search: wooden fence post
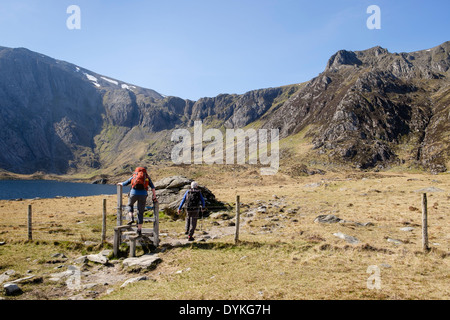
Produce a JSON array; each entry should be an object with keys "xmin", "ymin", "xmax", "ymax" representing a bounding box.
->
[
  {"xmin": 235, "ymin": 195, "xmax": 240, "ymax": 244},
  {"xmin": 27, "ymin": 204, "xmax": 32, "ymax": 241},
  {"xmin": 153, "ymin": 201, "xmax": 160, "ymax": 246},
  {"xmin": 422, "ymin": 193, "xmax": 429, "ymax": 252},
  {"xmin": 117, "ymin": 184, "xmax": 123, "ymax": 226},
  {"xmin": 102, "ymin": 199, "xmax": 107, "ymax": 244}
]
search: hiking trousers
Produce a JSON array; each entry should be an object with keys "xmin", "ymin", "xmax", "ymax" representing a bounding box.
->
[
  {"xmin": 127, "ymin": 194, "xmax": 147, "ymax": 225},
  {"xmin": 185, "ymin": 208, "xmax": 199, "ymax": 237}
]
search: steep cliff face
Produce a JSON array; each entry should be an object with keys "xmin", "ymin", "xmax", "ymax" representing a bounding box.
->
[
  {"xmin": 0, "ymin": 47, "xmax": 167, "ymax": 173},
  {"xmin": 184, "ymin": 87, "xmax": 288, "ymax": 128},
  {"xmin": 0, "ymin": 47, "xmax": 104, "ymax": 173},
  {"xmin": 0, "ymin": 46, "xmax": 295, "ymax": 174},
  {"xmin": 0, "ymin": 42, "xmax": 449, "ymax": 174}
]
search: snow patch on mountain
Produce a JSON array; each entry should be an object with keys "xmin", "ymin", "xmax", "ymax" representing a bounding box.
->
[
  {"xmin": 101, "ymin": 77, "xmax": 119, "ymax": 85},
  {"xmin": 84, "ymin": 73, "xmax": 100, "ymax": 87}
]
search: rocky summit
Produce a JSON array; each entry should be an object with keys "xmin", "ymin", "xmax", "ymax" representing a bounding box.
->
[
  {"xmin": 0, "ymin": 41, "xmax": 449, "ymax": 175},
  {"xmin": 263, "ymin": 42, "xmax": 450, "ymax": 172}
]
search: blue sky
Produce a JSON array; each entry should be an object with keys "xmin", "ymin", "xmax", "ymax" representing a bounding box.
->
[{"xmin": 0, "ymin": 0, "xmax": 449, "ymax": 100}]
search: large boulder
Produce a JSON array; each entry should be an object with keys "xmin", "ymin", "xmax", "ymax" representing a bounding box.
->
[
  {"xmin": 3, "ymin": 283, "xmax": 22, "ymax": 296},
  {"xmin": 151, "ymin": 176, "xmax": 225, "ymax": 214}
]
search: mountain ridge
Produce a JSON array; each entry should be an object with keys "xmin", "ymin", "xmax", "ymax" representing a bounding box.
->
[
  {"xmin": 0, "ymin": 41, "xmax": 449, "ymax": 175},
  {"xmin": 262, "ymin": 41, "xmax": 450, "ymax": 172}
]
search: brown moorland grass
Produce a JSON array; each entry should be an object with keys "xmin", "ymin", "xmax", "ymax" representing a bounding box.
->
[{"xmin": 0, "ymin": 166, "xmax": 448, "ymax": 300}]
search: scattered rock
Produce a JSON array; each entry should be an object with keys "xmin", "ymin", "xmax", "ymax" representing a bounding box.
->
[
  {"xmin": 256, "ymin": 206, "xmax": 267, "ymax": 214},
  {"xmin": 87, "ymin": 254, "xmax": 109, "ymax": 265},
  {"xmin": 361, "ymin": 222, "xmax": 374, "ymax": 227},
  {"xmin": 49, "ymin": 269, "xmax": 75, "ymax": 282},
  {"xmin": 10, "ymin": 275, "xmax": 42, "ymax": 285},
  {"xmin": 400, "ymin": 227, "xmax": 415, "ymax": 232},
  {"xmin": 122, "ymin": 254, "xmax": 161, "ymax": 270},
  {"xmin": 46, "ymin": 252, "xmax": 68, "ymax": 264},
  {"xmin": 74, "ymin": 256, "xmax": 88, "ymax": 264},
  {"xmin": 314, "ymin": 214, "xmax": 342, "ymax": 224},
  {"xmin": 120, "ymin": 276, "xmax": 149, "ymax": 288},
  {"xmin": 333, "ymin": 232, "xmax": 359, "ymax": 244},
  {"xmin": 244, "ymin": 211, "xmax": 255, "ymax": 218},
  {"xmin": 339, "ymin": 220, "xmax": 373, "ymax": 227},
  {"xmin": 105, "ymin": 288, "xmax": 115, "ymax": 295},
  {"xmin": 100, "ymin": 250, "xmax": 113, "ymax": 258},
  {"xmin": 387, "ymin": 238, "xmax": 403, "ymax": 245},
  {"xmin": 0, "ymin": 273, "xmax": 11, "ymax": 285},
  {"xmin": 314, "ymin": 214, "xmax": 372, "ymax": 227},
  {"xmin": 3, "ymin": 283, "xmax": 22, "ymax": 296},
  {"xmin": 82, "ymin": 283, "xmax": 98, "ymax": 290},
  {"xmin": 175, "ymin": 268, "xmax": 191, "ymax": 274}
]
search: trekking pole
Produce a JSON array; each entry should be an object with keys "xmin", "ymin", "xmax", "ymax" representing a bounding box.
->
[{"xmin": 198, "ymin": 207, "xmax": 202, "ymax": 232}]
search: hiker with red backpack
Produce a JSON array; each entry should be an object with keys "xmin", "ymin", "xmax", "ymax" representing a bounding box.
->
[
  {"xmin": 118, "ymin": 167, "xmax": 157, "ymax": 236},
  {"xmin": 177, "ymin": 181, "xmax": 206, "ymax": 241}
]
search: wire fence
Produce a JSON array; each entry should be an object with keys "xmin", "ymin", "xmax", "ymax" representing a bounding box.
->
[
  {"xmin": 1, "ymin": 184, "xmax": 238, "ymax": 245},
  {"xmin": 1, "ymin": 199, "xmax": 235, "ymax": 244}
]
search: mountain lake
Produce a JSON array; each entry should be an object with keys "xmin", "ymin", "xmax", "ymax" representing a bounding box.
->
[{"xmin": 0, "ymin": 180, "xmax": 126, "ymax": 200}]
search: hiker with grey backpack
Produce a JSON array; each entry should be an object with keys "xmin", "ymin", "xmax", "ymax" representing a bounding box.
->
[{"xmin": 177, "ymin": 181, "xmax": 206, "ymax": 241}]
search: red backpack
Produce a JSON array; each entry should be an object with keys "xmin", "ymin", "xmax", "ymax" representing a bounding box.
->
[{"xmin": 131, "ymin": 167, "xmax": 150, "ymax": 190}]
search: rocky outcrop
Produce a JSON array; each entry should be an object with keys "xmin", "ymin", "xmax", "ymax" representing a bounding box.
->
[
  {"xmin": 326, "ymin": 50, "xmax": 363, "ymax": 70},
  {"xmin": 122, "ymin": 254, "xmax": 161, "ymax": 271},
  {"xmin": 152, "ymin": 176, "xmax": 225, "ymax": 212}
]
